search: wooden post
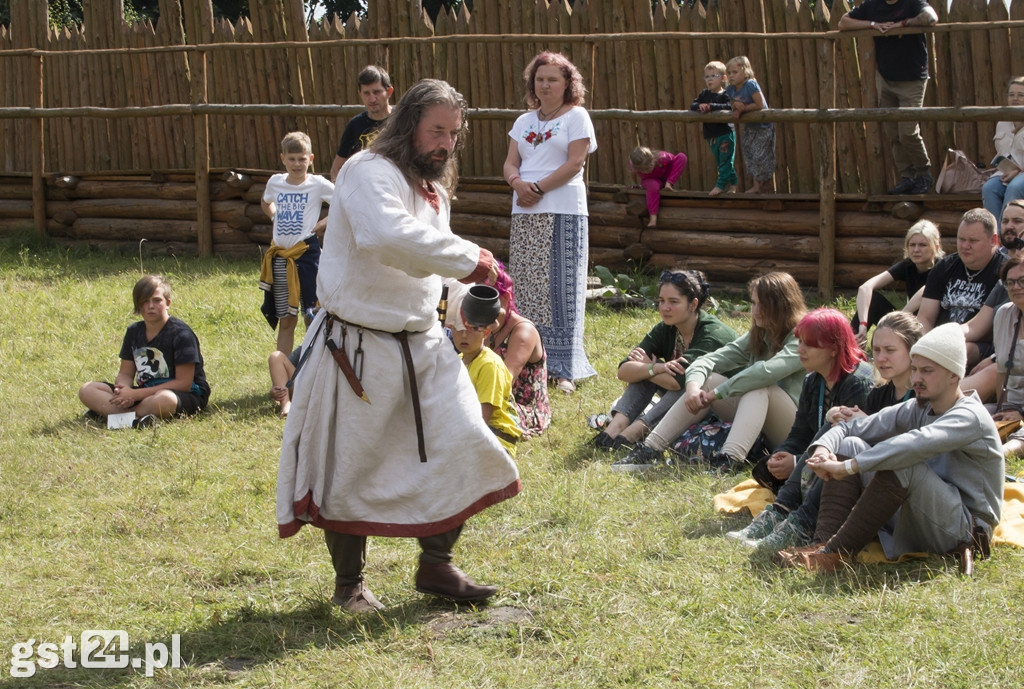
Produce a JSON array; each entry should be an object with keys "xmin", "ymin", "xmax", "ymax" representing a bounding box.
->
[
  {"xmin": 816, "ymin": 34, "xmax": 836, "ymax": 301},
  {"xmin": 191, "ymin": 49, "xmax": 212, "ymax": 257},
  {"xmin": 31, "ymin": 53, "xmax": 46, "ymax": 237}
]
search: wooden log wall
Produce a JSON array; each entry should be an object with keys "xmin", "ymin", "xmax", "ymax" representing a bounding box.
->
[
  {"xmin": 451, "ymin": 180, "xmax": 968, "ymax": 290},
  {"xmin": 1, "ymin": 0, "xmax": 1023, "ymax": 195},
  {"xmin": 0, "ymin": 169, "xmax": 981, "ymax": 296}
]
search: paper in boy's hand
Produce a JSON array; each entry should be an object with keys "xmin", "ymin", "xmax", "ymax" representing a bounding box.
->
[{"xmin": 108, "ymin": 411, "xmax": 136, "ymax": 429}]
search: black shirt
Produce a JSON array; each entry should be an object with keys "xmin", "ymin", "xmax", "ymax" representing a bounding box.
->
[
  {"xmin": 119, "ymin": 316, "xmax": 210, "ymax": 398},
  {"xmin": 849, "ymin": 0, "xmax": 931, "ymax": 81},
  {"xmin": 335, "ymin": 111, "xmax": 388, "ymax": 159},
  {"xmin": 922, "ymin": 252, "xmax": 1006, "ymax": 325}
]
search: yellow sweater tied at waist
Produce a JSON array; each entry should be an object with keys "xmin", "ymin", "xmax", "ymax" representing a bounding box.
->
[{"xmin": 259, "ymin": 241, "xmax": 309, "ymax": 318}]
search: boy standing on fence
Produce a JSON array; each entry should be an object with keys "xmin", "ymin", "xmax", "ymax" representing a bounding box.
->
[
  {"xmin": 690, "ymin": 61, "xmax": 738, "ymax": 196},
  {"xmin": 260, "ymin": 131, "xmax": 334, "ymax": 355}
]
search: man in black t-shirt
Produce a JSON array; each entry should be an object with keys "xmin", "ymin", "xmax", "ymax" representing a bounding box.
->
[
  {"xmin": 919, "ymin": 209, "xmax": 1004, "ymax": 366},
  {"xmin": 329, "ymin": 65, "xmax": 394, "ymax": 182},
  {"xmin": 839, "ymin": 0, "xmax": 939, "ymax": 195}
]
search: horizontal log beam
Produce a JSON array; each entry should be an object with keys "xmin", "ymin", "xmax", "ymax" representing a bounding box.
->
[{"xmin": 643, "ymin": 230, "xmax": 821, "ymax": 260}]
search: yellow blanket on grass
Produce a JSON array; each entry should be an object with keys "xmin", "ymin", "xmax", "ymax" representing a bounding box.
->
[{"xmin": 714, "ymin": 479, "xmax": 1024, "ymax": 564}]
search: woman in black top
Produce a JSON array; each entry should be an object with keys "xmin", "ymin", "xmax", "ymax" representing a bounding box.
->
[{"xmin": 852, "ymin": 220, "xmax": 943, "ymax": 345}]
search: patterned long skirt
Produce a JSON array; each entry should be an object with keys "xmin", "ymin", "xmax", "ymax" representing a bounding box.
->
[
  {"xmin": 741, "ymin": 124, "xmax": 776, "ymax": 182},
  {"xmin": 509, "ymin": 212, "xmax": 597, "ymax": 383}
]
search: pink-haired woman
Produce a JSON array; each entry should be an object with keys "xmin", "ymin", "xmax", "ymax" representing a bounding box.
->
[{"xmin": 726, "ymin": 308, "xmax": 871, "ymax": 554}]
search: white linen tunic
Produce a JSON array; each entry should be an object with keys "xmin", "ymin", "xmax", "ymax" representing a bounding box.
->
[{"xmin": 277, "ymin": 151, "xmax": 521, "ymax": 538}]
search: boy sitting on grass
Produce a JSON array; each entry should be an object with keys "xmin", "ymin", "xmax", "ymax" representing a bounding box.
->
[
  {"xmin": 450, "ymin": 285, "xmax": 522, "ymax": 456},
  {"xmin": 78, "ymin": 274, "xmax": 210, "ymax": 428}
]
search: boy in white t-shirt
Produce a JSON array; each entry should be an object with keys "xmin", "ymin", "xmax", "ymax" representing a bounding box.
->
[{"xmin": 259, "ymin": 131, "xmax": 335, "ymax": 354}]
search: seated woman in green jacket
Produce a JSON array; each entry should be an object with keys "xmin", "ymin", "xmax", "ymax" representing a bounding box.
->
[
  {"xmin": 594, "ymin": 269, "xmax": 738, "ymax": 450},
  {"xmin": 613, "ymin": 271, "xmax": 807, "ymax": 472}
]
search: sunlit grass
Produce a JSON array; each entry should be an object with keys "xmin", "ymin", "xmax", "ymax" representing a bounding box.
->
[{"xmin": 1, "ymin": 237, "xmax": 1021, "ymax": 688}]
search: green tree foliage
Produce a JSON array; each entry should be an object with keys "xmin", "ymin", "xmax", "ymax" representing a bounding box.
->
[{"xmin": 313, "ymin": 0, "xmax": 365, "ymax": 23}]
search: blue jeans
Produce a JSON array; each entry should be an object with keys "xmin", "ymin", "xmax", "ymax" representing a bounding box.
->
[
  {"xmin": 610, "ymin": 380, "xmax": 684, "ymax": 431},
  {"xmin": 982, "ymin": 172, "xmax": 1024, "ymax": 229}
]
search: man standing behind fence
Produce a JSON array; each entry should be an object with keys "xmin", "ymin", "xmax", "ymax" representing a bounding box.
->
[
  {"xmin": 839, "ymin": 0, "xmax": 938, "ymax": 195},
  {"xmin": 329, "ymin": 65, "xmax": 394, "ymax": 182}
]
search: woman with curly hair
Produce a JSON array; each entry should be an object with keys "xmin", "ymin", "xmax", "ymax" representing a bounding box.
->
[{"xmin": 503, "ymin": 51, "xmax": 598, "ymax": 394}]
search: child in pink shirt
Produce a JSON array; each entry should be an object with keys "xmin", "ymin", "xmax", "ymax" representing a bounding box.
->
[{"xmin": 629, "ymin": 146, "xmax": 687, "ymax": 227}]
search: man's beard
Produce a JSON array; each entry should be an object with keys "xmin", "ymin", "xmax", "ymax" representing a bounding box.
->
[{"xmin": 410, "ymin": 148, "xmax": 450, "ymax": 182}]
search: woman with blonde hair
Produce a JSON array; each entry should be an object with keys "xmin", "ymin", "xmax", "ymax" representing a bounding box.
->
[
  {"xmin": 852, "ymin": 219, "xmax": 943, "ymax": 344},
  {"xmin": 613, "ymin": 272, "xmax": 807, "ymax": 472}
]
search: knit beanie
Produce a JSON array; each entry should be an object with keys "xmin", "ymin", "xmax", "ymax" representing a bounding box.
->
[{"xmin": 910, "ymin": 322, "xmax": 966, "ymax": 378}]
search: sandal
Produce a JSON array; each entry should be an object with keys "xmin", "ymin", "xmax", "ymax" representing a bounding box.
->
[
  {"xmin": 556, "ymin": 378, "xmax": 576, "ymax": 394},
  {"xmin": 587, "ymin": 413, "xmax": 611, "ymax": 430}
]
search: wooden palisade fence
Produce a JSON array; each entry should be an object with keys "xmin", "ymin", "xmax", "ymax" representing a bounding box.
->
[{"xmin": 1, "ymin": 0, "xmax": 1023, "ymax": 297}]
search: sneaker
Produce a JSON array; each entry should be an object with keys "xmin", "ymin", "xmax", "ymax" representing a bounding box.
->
[
  {"xmin": 82, "ymin": 410, "xmax": 106, "ymax": 424},
  {"xmin": 908, "ymin": 173, "xmax": 934, "ymax": 195},
  {"xmin": 610, "ymin": 444, "xmax": 664, "ymax": 472},
  {"xmin": 133, "ymin": 414, "xmax": 159, "ymax": 429},
  {"xmin": 610, "ymin": 435, "xmax": 634, "ymax": 450},
  {"xmin": 593, "ymin": 431, "xmax": 615, "ymax": 451},
  {"xmin": 743, "ymin": 516, "xmax": 811, "ymax": 553},
  {"xmin": 707, "ymin": 451, "xmax": 741, "ymax": 473},
  {"xmin": 887, "ymin": 177, "xmax": 915, "ymax": 195},
  {"xmin": 725, "ymin": 505, "xmax": 785, "ymax": 542}
]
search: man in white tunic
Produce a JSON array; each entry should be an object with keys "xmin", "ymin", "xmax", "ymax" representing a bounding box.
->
[{"xmin": 277, "ymin": 80, "xmax": 521, "ymax": 611}]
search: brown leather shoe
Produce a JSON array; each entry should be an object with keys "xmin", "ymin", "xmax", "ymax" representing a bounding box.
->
[
  {"xmin": 415, "ymin": 562, "xmax": 497, "ymax": 602},
  {"xmin": 793, "ymin": 548, "xmax": 848, "ymax": 574},
  {"xmin": 332, "ymin": 582, "xmax": 385, "ymax": 612},
  {"xmin": 773, "ymin": 543, "xmax": 825, "ymax": 568}
]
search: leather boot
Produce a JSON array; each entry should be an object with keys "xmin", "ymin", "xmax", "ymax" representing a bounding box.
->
[
  {"xmin": 772, "ymin": 542, "xmax": 825, "ymax": 568},
  {"xmin": 332, "ymin": 582, "xmax": 385, "ymax": 612},
  {"xmin": 793, "ymin": 547, "xmax": 850, "ymax": 574},
  {"xmin": 415, "ymin": 562, "xmax": 497, "ymax": 602}
]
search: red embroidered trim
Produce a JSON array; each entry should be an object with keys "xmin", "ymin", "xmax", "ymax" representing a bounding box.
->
[{"xmin": 278, "ymin": 479, "xmax": 523, "ymax": 538}]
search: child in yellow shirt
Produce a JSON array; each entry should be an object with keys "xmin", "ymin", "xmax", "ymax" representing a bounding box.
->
[{"xmin": 450, "ymin": 285, "xmax": 523, "ymax": 456}]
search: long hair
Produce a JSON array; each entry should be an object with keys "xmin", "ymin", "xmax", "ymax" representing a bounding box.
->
[
  {"xmin": 793, "ymin": 308, "xmax": 866, "ymax": 383},
  {"xmin": 493, "ymin": 260, "xmax": 519, "ymax": 315},
  {"xmin": 369, "ymin": 79, "xmax": 468, "ymax": 196},
  {"xmin": 523, "ymin": 52, "xmax": 586, "ymax": 109},
  {"xmin": 747, "ymin": 272, "xmax": 806, "ymax": 358},
  {"xmin": 903, "ymin": 219, "xmax": 944, "ymax": 263},
  {"xmin": 726, "ymin": 55, "xmax": 755, "ymax": 81}
]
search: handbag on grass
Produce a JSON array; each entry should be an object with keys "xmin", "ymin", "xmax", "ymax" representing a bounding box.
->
[{"xmin": 669, "ymin": 417, "xmax": 769, "ymax": 469}]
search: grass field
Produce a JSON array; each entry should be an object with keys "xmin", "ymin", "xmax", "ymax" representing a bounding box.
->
[{"xmin": 1, "ymin": 236, "xmax": 1022, "ymax": 688}]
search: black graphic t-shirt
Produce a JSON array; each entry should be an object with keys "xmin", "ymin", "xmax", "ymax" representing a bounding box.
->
[
  {"xmin": 336, "ymin": 112, "xmax": 388, "ymax": 159},
  {"xmin": 923, "ymin": 252, "xmax": 1006, "ymax": 326},
  {"xmin": 118, "ymin": 316, "xmax": 210, "ymax": 398}
]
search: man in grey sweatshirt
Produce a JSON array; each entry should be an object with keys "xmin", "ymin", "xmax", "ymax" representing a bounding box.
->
[{"xmin": 790, "ymin": 323, "xmax": 1003, "ymax": 572}]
